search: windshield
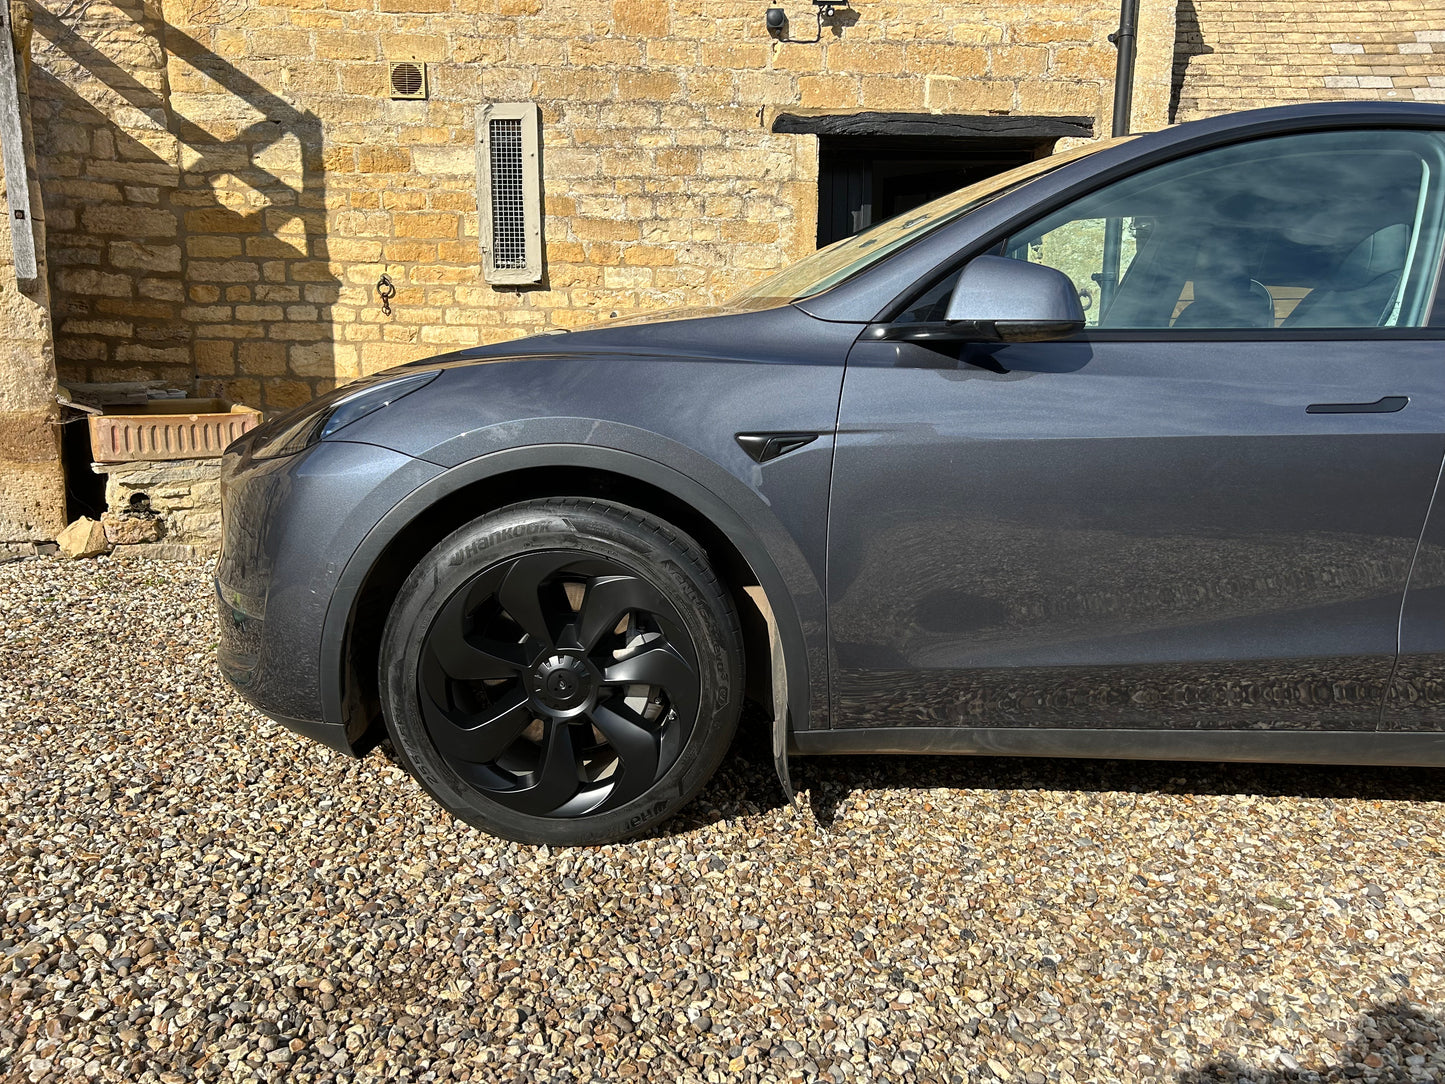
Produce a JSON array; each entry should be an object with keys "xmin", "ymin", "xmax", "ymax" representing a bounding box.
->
[{"xmin": 731, "ymin": 136, "xmax": 1136, "ymax": 304}]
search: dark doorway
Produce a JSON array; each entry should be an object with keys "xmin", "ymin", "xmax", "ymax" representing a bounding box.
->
[
  {"xmin": 817, "ymin": 136, "xmax": 1053, "ymax": 247},
  {"xmin": 60, "ymin": 417, "xmax": 107, "ymax": 523},
  {"xmin": 771, "ymin": 113, "xmax": 1095, "ymax": 248}
]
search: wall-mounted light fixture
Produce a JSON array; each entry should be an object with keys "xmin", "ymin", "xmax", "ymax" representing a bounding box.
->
[{"xmin": 766, "ymin": 0, "xmax": 849, "ymax": 42}]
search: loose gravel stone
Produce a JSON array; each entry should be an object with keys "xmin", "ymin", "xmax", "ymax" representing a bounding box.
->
[{"xmin": 3, "ymin": 553, "xmax": 1445, "ymax": 1082}]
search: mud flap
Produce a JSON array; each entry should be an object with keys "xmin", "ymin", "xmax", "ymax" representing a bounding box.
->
[{"xmin": 747, "ymin": 585, "xmax": 796, "ymax": 805}]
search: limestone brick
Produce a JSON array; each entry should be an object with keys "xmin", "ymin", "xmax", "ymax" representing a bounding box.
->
[
  {"xmin": 314, "ymin": 32, "xmax": 377, "ymax": 61},
  {"xmin": 194, "ymin": 340, "xmax": 236, "ymax": 376},
  {"xmin": 908, "ymin": 45, "xmax": 989, "ymax": 78},
  {"xmin": 949, "ymin": 22, "xmax": 1008, "ymax": 46},
  {"xmin": 827, "ymin": 42, "xmax": 910, "ymax": 76},
  {"xmin": 1015, "ymin": 22, "xmax": 1097, "ymax": 45},
  {"xmin": 992, "ymin": 46, "xmax": 1050, "ymax": 79},
  {"xmin": 927, "ymin": 76, "xmax": 1016, "ymax": 113},
  {"xmin": 1015, "ymin": 80, "xmax": 1103, "ymax": 116},
  {"xmin": 800, "ymin": 73, "xmax": 861, "ymax": 108},
  {"xmin": 859, "ymin": 76, "xmax": 927, "ymax": 110},
  {"xmin": 11, "ymin": 461, "xmax": 77, "ymax": 542},
  {"xmin": 618, "ymin": 71, "xmax": 684, "ymax": 101},
  {"xmin": 1052, "ymin": 45, "xmax": 1118, "ymax": 82},
  {"xmin": 110, "ymin": 242, "xmax": 183, "ymax": 272},
  {"xmin": 81, "ymin": 205, "xmax": 178, "ymax": 238}
]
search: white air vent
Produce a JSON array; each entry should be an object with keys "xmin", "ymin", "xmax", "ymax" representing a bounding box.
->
[
  {"xmin": 389, "ymin": 62, "xmax": 427, "ymax": 100},
  {"xmin": 476, "ymin": 103, "xmax": 543, "ymax": 284}
]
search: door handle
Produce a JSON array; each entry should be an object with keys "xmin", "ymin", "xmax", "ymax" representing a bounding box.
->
[{"xmin": 1306, "ymin": 396, "xmax": 1409, "ymax": 414}]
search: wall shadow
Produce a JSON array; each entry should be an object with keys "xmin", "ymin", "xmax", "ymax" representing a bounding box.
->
[
  {"xmin": 29, "ymin": 0, "xmax": 338, "ymax": 415},
  {"xmin": 1170, "ymin": 0, "xmax": 1215, "ymax": 124},
  {"xmin": 1180, "ymin": 1002, "xmax": 1444, "ymax": 1081}
]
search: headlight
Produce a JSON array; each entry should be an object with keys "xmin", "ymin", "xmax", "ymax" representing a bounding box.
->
[{"xmin": 249, "ymin": 371, "xmax": 439, "ymax": 461}]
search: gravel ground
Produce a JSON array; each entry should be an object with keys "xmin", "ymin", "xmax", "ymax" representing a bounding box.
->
[{"xmin": 4, "ymin": 555, "xmax": 1445, "ymax": 1084}]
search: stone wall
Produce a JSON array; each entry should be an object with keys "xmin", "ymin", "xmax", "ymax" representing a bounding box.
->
[
  {"xmin": 96, "ymin": 456, "xmax": 220, "ymax": 557},
  {"xmin": 27, "ymin": 0, "xmax": 1175, "ymax": 414},
  {"xmin": 0, "ymin": 2, "xmax": 65, "ymax": 546},
  {"xmin": 1173, "ymin": 0, "xmax": 1445, "ymax": 122}
]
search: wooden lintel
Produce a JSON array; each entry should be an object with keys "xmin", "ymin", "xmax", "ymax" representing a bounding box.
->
[{"xmin": 772, "ymin": 111, "xmax": 1095, "ymax": 141}]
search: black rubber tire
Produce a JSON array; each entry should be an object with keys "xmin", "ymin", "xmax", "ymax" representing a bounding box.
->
[{"xmin": 378, "ymin": 498, "xmax": 743, "ymax": 845}]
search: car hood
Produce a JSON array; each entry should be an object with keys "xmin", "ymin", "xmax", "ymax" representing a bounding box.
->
[
  {"xmin": 400, "ymin": 297, "xmax": 859, "ymax": 372},
  {"xmin": 339, "ymin": 295, "xmax": 858, "ymax": 469}
]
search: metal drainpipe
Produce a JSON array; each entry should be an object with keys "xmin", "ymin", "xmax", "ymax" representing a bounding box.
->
[
  {"xmin": 1109, "ymin": 0, "xmax": 1140, "ymax": 138},
  {"xmin": 1098, "ymin": 0, "xmax": 1141, "ymax": 313}
]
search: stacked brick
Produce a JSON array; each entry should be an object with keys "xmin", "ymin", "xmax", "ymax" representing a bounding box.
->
[
  {"xmin": 27, "ymin": 0, "xmax": 1143, "ymax": 412},
  {"xmin": 1173, "ymin": 1, "xmax": 1445, "ymax": 122}
]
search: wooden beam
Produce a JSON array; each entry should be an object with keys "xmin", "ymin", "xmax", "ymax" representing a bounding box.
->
[
  {"xmin": 0, "ymin": 7, "xmax": 37, "ymax": 284},
  {"xmin": 772, "ymin": 111, "xmax": 1095, "ymax": 141}
]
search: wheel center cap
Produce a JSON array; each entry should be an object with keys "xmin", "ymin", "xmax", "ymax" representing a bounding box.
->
[{"xmin": 532, "ymin": 654, "xmax": 592, "ymax": 710}]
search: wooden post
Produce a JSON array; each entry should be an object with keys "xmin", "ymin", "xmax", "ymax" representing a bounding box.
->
[{"xmin": 0, "ymin": 5, "xmax": 37, "ymax": 284}]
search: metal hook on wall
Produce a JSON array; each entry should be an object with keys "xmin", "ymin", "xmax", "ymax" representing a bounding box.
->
[{"xmin": 376, "ymin": 273, "xmax": 397, "ymax": 317}]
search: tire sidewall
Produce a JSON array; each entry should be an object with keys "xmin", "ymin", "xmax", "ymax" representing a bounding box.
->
[{"xmin": 379, "ymin": 500, "xmax": 740, "ymax": 845}]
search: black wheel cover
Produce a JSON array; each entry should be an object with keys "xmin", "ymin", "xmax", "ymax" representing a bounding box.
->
[{"xmin": 416, "ymin": 550, "xmax": 702, "ymax": 819}]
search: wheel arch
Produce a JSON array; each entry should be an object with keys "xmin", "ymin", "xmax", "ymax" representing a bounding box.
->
[{"xmin": 321, "ymin": 443, "xmax": 815, "ymax": 798}]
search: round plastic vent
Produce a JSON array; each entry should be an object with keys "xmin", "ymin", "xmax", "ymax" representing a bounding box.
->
[{"xmin": 389, "ymin": 62, "xmax": 426, "ymax": 99}]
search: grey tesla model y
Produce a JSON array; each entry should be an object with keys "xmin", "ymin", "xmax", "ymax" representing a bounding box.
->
[{"xmin": 218, "ymin": 102, "xmax": 1445, "ymax": 844}]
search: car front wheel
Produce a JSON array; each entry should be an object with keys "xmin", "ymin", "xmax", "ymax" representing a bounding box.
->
[{"xmin": 379, "ymin": 498, "xmax": 743, "ymax": 845}]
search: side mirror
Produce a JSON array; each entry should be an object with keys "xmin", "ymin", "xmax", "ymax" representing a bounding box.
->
[{"xmin": 881, "ymin": 255, "xmax": 1087, "ymax": 344}]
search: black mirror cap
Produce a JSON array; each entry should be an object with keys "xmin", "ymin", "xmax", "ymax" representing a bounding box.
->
[
  {"xmin": 870, "ymin": 318, "xmax": 1084, "ymax": 344},
  {"xmin": 989, "ymin": 318, "xmax": 1087, "ymax": 343}
]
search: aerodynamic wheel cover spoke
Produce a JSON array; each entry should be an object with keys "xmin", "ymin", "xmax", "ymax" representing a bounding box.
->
[
  {"xmin": 603, "ymin": 645, "xmax": 700, "ymax": 718},
  {"xmin": 428, "ymin": 589, "xmax": 527, "ymax": 680},
  {"xmin": 497, "ymin": 553, "xmax": 567, "ymax": 649},
  {"xmin": 587, "ymin": 704, "xmax": 662, "ymax": 812},
  {"xmin": 428, "ymin": 638, "xmax": 525, "ymax": 682},
  {"xmin": 504, "ymin": 721, "xmax": 586, "ymax": 816},
  {"xmin": 574, "ymin": 575, "xmax": 676, "ymax": 651},
  {"xmin": 420, "ymin": 686, "xmax": 533, "ymax": 763}
]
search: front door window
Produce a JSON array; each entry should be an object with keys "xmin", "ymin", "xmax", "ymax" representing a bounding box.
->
[{"xmin": 1002, "ymin": 130, "xmax": 1445, "ymax": 330}]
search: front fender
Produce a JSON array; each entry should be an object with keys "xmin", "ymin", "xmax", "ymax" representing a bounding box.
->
[{"xmin": 319, "ymin": 436, "xmax": 829, "ymax": 797}]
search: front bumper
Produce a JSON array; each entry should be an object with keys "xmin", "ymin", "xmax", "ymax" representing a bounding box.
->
[{"xmin": 215, "ymin": 436, "xmax": 443, "ymax": 751}]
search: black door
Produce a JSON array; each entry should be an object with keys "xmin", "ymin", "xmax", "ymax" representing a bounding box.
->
[{"xmin": 828, "ymin": 127, "xmax": 1445, "ymax": 735}]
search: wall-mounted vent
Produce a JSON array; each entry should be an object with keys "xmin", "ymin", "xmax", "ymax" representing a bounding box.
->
[
  {"xmin": 476, "ymin": 103, "xmax": 543, "ymax": 285},
  {"xmin": 489, "ymin": 118, "xmax": 526, "ymax": 269},
  {"xmin": 389, "ymin": 62, "xmax": 427, "ymax": 100}
]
